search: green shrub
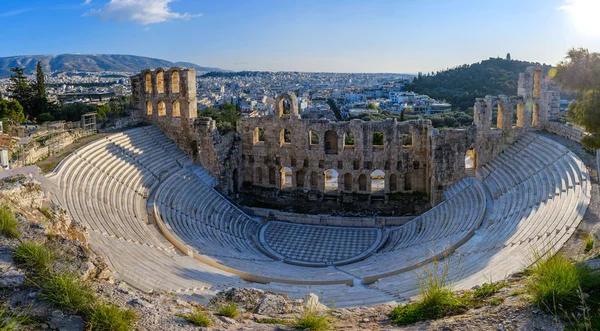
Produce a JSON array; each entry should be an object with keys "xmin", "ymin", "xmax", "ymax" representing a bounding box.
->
[
  {"xmin": 293, "ymin": 306, "xmax": 331, "ymax": 331},
  {"xmin": 178, "ymin": 308, "xmax": 212, "ymax": 327},
  {"xmin": 216, "ymin": 302, "xmax": 238, "ymax": 318},
  {"xmin": 473, "ymin": 282, "xmax": 505, "ymax": 299},
  {"xmin": 390, "ymin": 259, "xmax": 468, "ymax": 325},
  {"xmin": 584, "ymin": 235, "xmax": 595, "ymax": 252},
  {"xmin": 256, "ymin": 317, "xmax": 289, "ymax": 325},
  {"xmin": 13, "ymin": 241, "xmax": 55, "ymax": 273},
  {"xmin": 39, "ymin": 207, "xmax": 53, "ymax": 220},
  {"xmin": 527, "ymin": 254, "xmax": 600, "ymax": 315},
  {"xmin": 87, "ymin": 302, "xmax": 137, "ymax": 331},
  {"xmin": 0, "ymin": 206, "xmax": 19, "ymax": 238},
  {"xmin": 39, "ymin": 272, "xmax": 96, "ymax": 313}
]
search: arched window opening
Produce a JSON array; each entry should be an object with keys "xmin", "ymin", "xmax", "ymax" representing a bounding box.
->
[
  {"xmin": 253, "ymin": 127, "xmax": 265, "ymax": 144},
  {"xmin": 324, "ymin": 130, "xmax": 338, "ymax": 154},
  {"xmin": 296, "ymin": 170, "xmax": 305, "ymax": 188},
  {"xmin": 371, "ymin": 170, "xmax": 385, "ymax": 195},
  {"xmin": 465, "ymin": 149, "xmax": 477, "ymax": 176},
  {"xmin": 402, "ymin": 133, "xmax": 413, "ymax": 148},
  {"xmin": 496, "ymin": 104, "xmax": 504, "ymax": 129},
  {"xmin": 171, "ymin": 70, "xmax": 180, "ymax": 94},
  {"xmin": 145, "ymin": 73, "xmax": 152, "ymax": 93},
  {"xmin": 172, "ymin": 100, "xmax": 180, "ymax": 117},
  {"xmin": 516, "ymin": 103, "xmax": 524, "ymax": 128},
  {"xmin": 257, "ymin": 167, "xmax": 263, "ymax": 184},
  {"xmin": 281, "ymin": 99, "xmax": 291, "ymax": 116},
  {"xmin": 280, "ymin": 128, "xmax": 291, "ymax": 145},
  {"xmin": 532, "ymin": 103, "xmax": 540, "ymax": 127},
  {"xmin": 156, "ymin": 71, "xmax": 164, "ymax": 94},
  {"xmin": 280, "ymin": 167, "xmax": 292, "ymax": 190},
  {"xmin": 344, "ymin": 132, "xmax": 355, "ymax": 150},
  {"xmin": 269, "ymin": 168, "xmax": 276, "ymax": 186},
  {"xmin": 158, "ymin": 101, "xmax": 166, "ymax": 116},
  {"xmin": 309, "ymin": 131, "xmax": 319, "ymax": 147},
  {"xmin": 373, "ymin": 131, "xmax": 384, "ymax": 150},
  {"xmin": 404, "ymin": 174, "xmax": 413, "ymax": 191},
  {"xmin": 310, "ymin": 171, "xmax": 318, "ymax": 190},
  {"xmin": 146, "ymin": 101, "xmax": 153, "ymax": 115},
  {"xmin": 190, "ymin": 140, "xmax": 198, "ymax": 157},
  {"xmin": 390, "ymin": 173, "xmax": 398, "ymax": 192},
  {"xmin": 324, "ymin": 169, "xmax": 338, "ymax": 193},
  {"xmin": 344, "ymin": 173, "xmax": 352, "ymax": 191},
  {"xmin": 533, "ymin": 69, "xmax": 541, "ymax": 99},
  {"xmin": 358, "ymin": 174, "xmax": 367, "ymax": 191}
]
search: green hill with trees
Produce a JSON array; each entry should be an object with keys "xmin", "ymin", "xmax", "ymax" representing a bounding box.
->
[{"xmin": 406, "ymin": 56, "xmax": 552, "ymax": 110}]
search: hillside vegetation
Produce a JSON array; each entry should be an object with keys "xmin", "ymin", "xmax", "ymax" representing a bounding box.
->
[{"xmin": 406, "ymin": 57, "xmax": 552, "ymax": 110}]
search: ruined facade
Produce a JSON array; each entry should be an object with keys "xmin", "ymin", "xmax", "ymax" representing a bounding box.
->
[{"xmin": 130, "ymin": 66, "xmax": 558, "ymax": 212}]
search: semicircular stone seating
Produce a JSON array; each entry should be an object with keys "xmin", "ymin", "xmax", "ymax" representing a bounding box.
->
[{"xmin": 50, "ymin": 126, "xmax": 590, "ymax": 307}]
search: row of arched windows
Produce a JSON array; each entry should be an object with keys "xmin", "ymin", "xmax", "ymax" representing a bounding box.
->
[
  {"xmin": 145, "ymin": 70, "xmax": 180, "ymax": 94},
  {"xmin": 253, "ymin": 128, "xmax": 395, "ymax": 151},
  {"xmin": 146, "ymin": 100, "xmax": 181, "ymax": 117},
  {"xmin": 254, "ymin": 167, "xmax": 411, "ymax": 194}
]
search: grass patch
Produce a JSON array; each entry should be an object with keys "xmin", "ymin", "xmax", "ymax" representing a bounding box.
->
[
  {"xmin": 390, "ymin": 259, "xmax": 468, "ymax": 326},
  {"xmin": 0, "ymin": 305, "xmax": 33, "ymax": 331},
  {"xmin": 39, "ymin": 207, "xmax": 53, "ymax": 220},
  {"xmin": 293, "ymin": 306, "xmax": 331, "ymax": 331},
  {"xmin": 256, "ymin": 317, "xmax": 289, "ymax": 325},
  {"xmin": 584, "ymin": 235, "xmax": 595, "ymax": 252},
  {"xmin": 473, "ymin": 282, "xmax": 506, "ymax": 299},
  {"xmin": 39, "ymin": 272, "xmax": 96, "ymax": 313},
  {"xmin": 177, "ymin": 308, "xmax": 212, "ymax": 327},
  {"xmin": 527, "ymin": 254, "xmax": 600, "ymax": 316},
  {"xmin": 215, "ymin": 302, "xmax": 239, "ymax": 318},
  {"xmin": 0, "ymin": 206, "xmax": 19, "ymax": 238},
  {"xmin": 87, "ymin": 302, "xmax": 137, "ymax": 331},
  {"xmin": 13, "ymin": 241, "xmax": 55, "ymax": 273}
]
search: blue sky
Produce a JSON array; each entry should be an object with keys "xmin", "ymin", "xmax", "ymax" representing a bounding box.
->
[{"xmin": 0, "ymin": 0, "xmax": 599, "ymax": 72}]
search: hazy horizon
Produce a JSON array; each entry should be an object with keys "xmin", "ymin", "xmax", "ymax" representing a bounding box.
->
[{"xmin": 1, "ymin": 0, "xmax": 599, "ymax": 73}]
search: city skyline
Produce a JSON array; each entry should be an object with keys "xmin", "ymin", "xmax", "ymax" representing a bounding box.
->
[{"xmin": 1, "ymin": 0, "xmax": 599, "ymax": 73}]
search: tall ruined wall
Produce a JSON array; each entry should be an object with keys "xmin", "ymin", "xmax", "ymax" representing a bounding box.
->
[
  {"xmin": 130, "ymin": 68, "xmax": 242, "ymax": 194},
  {"xmin": 473, "ymin": 66, "xmax": 558, "ymax": 169}
]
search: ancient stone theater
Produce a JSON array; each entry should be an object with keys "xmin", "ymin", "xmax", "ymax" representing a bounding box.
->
[{"xmin": 49, "ymin": 66, "xmax": 590, "ymax": 306}]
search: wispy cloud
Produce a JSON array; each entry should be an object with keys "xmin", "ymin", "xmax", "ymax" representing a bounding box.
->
[
  {"xmin": 0, "ymin": 8, "xmax": 30, "ymax": 17},
  {"xmin": 83, "ymin": 0, "xmax": 92, "ymax": 5},
  {"xmin": 84, "ymin": 0, "xmax": 201, "ymax": 25}
]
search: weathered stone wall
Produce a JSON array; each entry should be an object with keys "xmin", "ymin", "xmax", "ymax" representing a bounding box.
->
[{"xmin": 545, "ymin": 121, "xmax": 587, "ymax": 143}]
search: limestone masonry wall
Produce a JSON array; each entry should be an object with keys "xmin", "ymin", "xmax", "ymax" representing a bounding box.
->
[{"xmin": 130, "ymin": 65, "xmax": 558, "ymax": 210}]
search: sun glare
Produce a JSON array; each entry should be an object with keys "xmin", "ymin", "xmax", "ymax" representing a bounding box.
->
[{"xmin": 562, "ymin": 0, "xmax": 600, "ymax": 36}]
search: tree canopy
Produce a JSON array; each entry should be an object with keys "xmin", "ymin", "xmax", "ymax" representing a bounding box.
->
[
  {"xmin": 554, "ymin": 48, "xmax": 600, "ymax": 149},
  {"xmin": 7, "ymin": 62, "xmax": 52, "ymax": 119},
  {"xmin": 199, "ymin": 102, "xmax": 241, "ymax": 134}
]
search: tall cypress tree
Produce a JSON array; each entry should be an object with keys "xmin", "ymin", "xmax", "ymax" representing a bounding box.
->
[
  {"xmin": 34, "ymin": 61, "xmax": 46, "ymax": 100},
  {"xmin": 8, "ymin": 67, "xmax": 33, "ymax": 116}
]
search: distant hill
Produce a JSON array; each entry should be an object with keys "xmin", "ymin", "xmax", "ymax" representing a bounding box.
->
[
  {"xmin": 0, "ymin": 54, "xmax": 227, "ymax": 77},
  {"xmin": 405, "ymin": 57, "xmax": 552, "ymax": 110}
]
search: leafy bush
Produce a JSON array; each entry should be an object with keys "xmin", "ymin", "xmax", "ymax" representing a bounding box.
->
[
  {"xmin": 36, "ymin": 112, "xmax": 55, "ymax": 123},
  {"xmin": 473, "ymin": 282, "xmax": 505, "ymax": 299},
  {"xmin": 39, "ymin": 272, "xmax": 96, "ymax": 313},
  {"xmin": 216, "ymin": 302, "xmax": 238, "ymax": 318},
  {"xmin": 390, "ymin": 260, "xmax": 468, "ymax": 325},
  {"xmin": 584, "ymin": 235, "xmax": 595, "ymax": 252},
  {"xmin": 178, "ymin": 308, "xmax": 212, "ymax": 327},
  {"xmin": 13, "ymin": 241, "xmax": 55, "ymax": 273},
  {"xmin": 0, "ymin": 206, "xmax": 19, "ymax": 238},
  {"xmin": 87, "ymin": 302, "xmax": 137, "ymax": 331},
  {"xmin": 293, "ymin": 306, "xmax": 331, "ymax": 331}
]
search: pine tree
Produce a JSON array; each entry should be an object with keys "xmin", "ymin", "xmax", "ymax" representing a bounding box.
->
[{"xmin": 34, "ymin": 61, "xmax": 46, "ymax": 100}]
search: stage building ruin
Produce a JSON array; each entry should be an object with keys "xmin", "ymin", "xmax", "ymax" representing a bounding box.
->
[{"xmin": 130, "ymin": 66, "xmax": 560, "ymax": 214}]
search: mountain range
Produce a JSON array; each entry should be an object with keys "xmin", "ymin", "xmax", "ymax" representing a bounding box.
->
[{"xmin": 0, "ymin": 54, "xmax": 227, "ymax": 77}]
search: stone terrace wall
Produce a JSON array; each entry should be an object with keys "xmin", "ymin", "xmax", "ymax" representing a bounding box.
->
[
  {"xmin": 246, "ymin": 207, "xmax": 414, "ymax": 227},
  {"xmin": 545, "ymin": 121, "xmax": 587, "ymax": 143}
]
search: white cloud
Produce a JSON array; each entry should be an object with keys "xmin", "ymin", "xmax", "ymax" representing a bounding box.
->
[
  {"xmin": 0, "ymin": 8, "xmax": 30, "ymax": 17},
  {"xmin": 83, "ymin": 0, "xmax": 92, "ymax": 5},
  {"xmin": 85, "ymin": 0, "xmax": 201, "ymax": 25}
]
